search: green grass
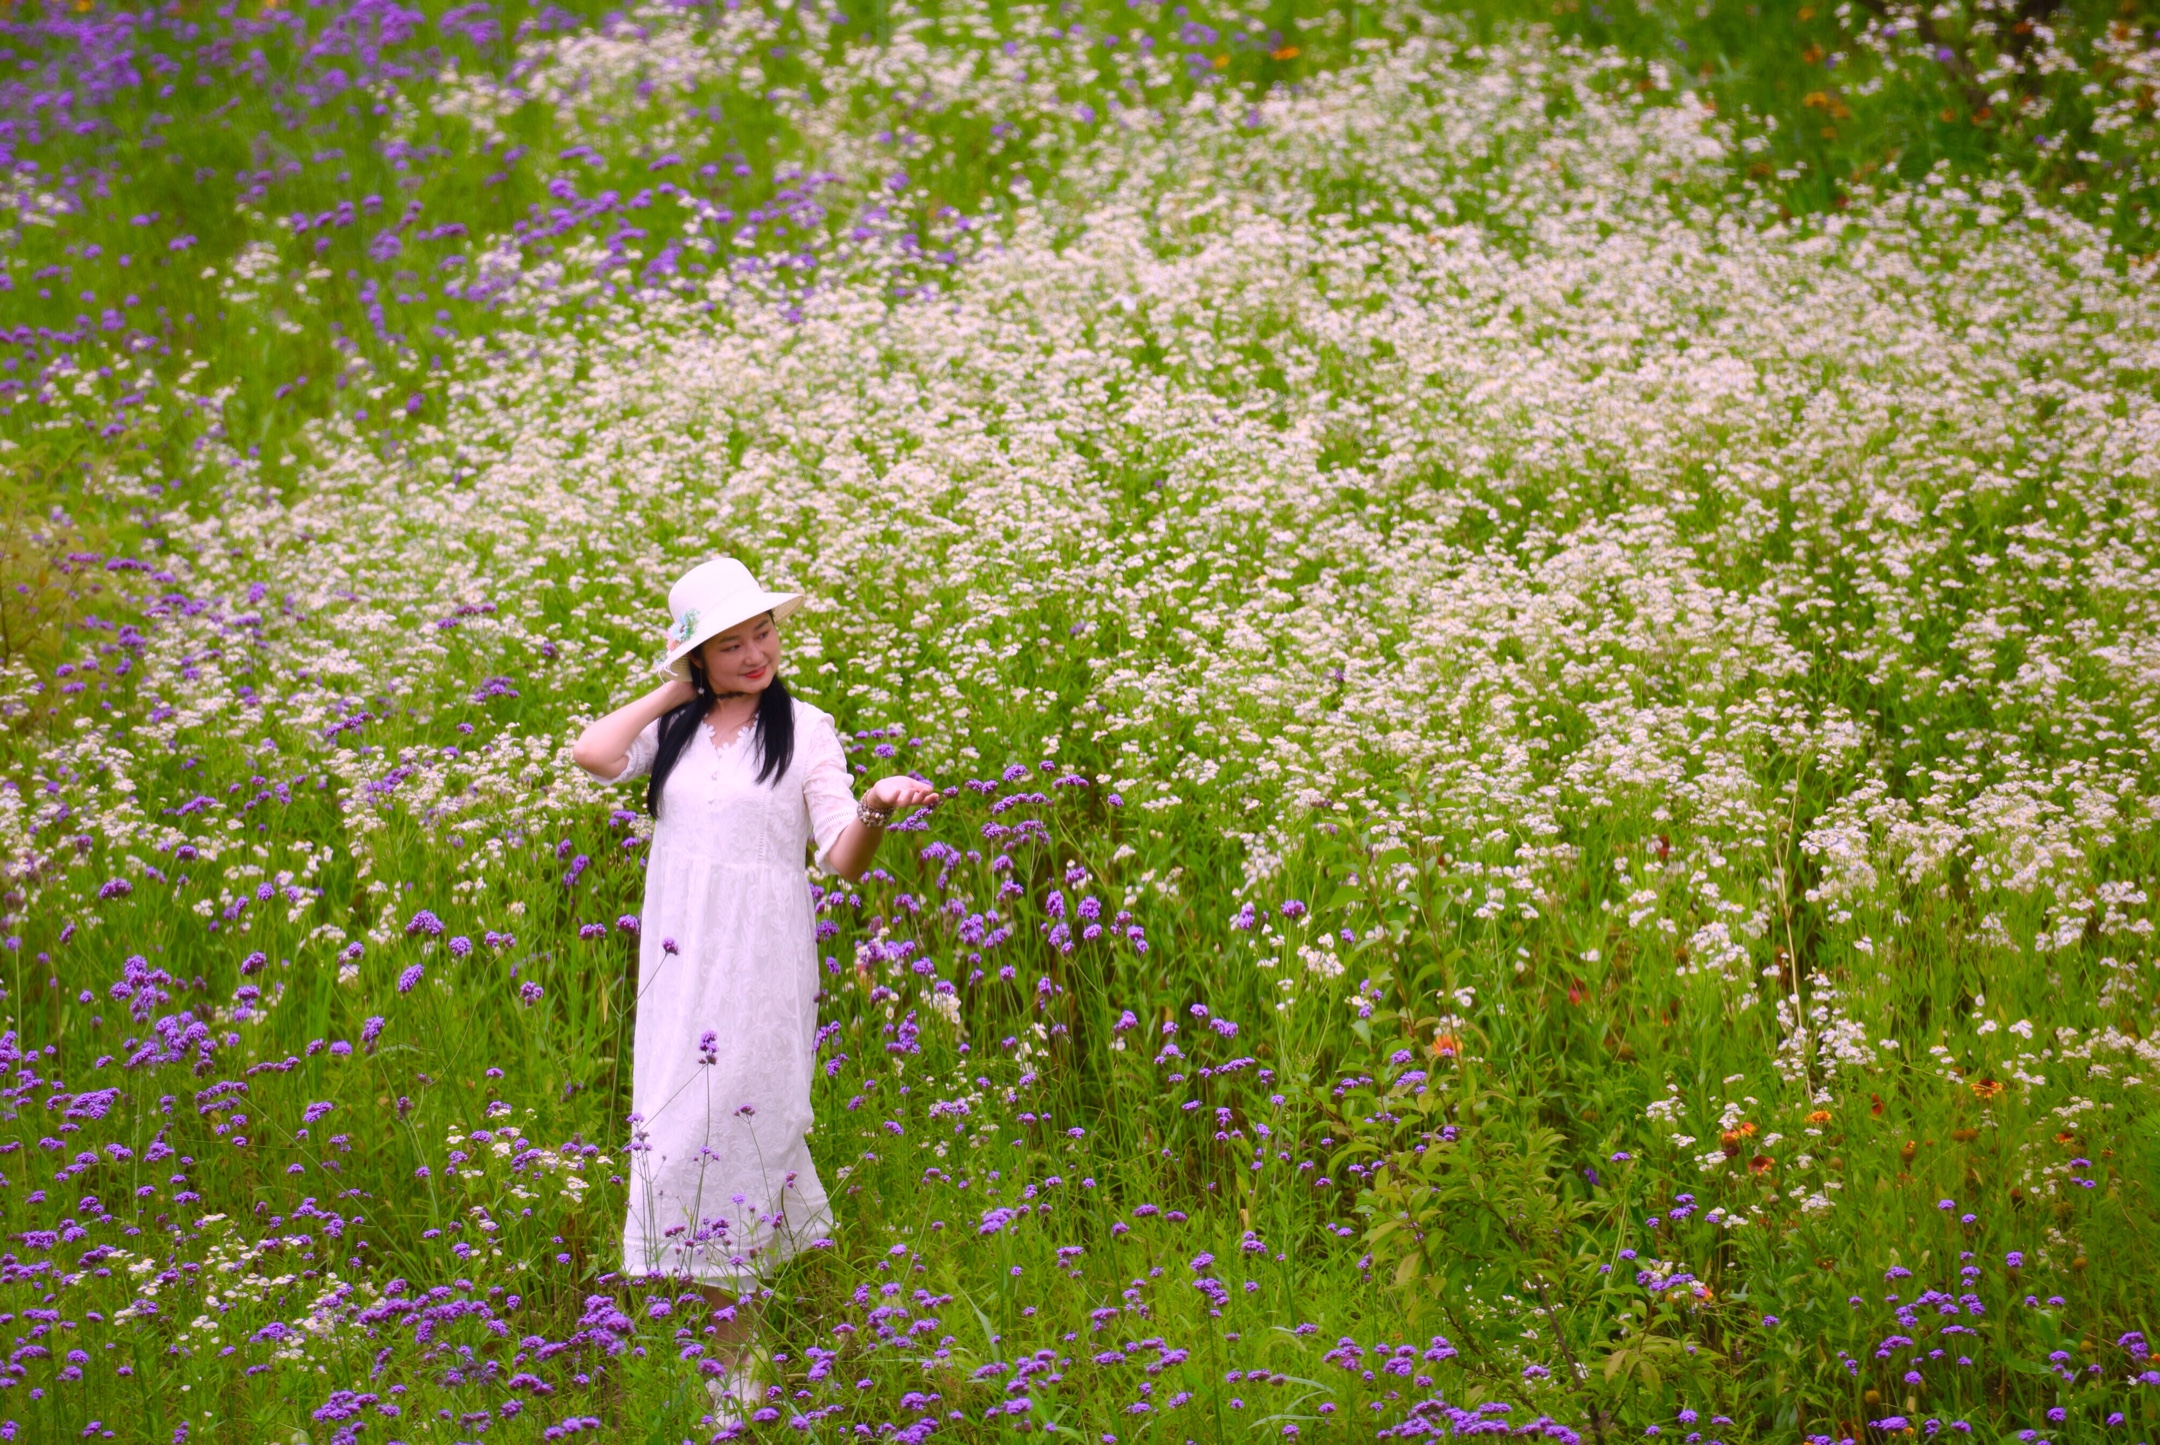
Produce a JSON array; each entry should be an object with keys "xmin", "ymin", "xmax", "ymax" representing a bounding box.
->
[{"xmin": 2, "ymin": 0, "xmax": 2159, "ymax": 1442}]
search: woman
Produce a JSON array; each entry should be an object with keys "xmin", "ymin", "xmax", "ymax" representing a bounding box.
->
[{"xmin": 571, "ymin": 556, "xmax": 939, "ymax": 1424}]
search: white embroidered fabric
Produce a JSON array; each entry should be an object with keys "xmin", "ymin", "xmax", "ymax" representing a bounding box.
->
[{"xmin": 601, "ymin": 697, "xmax": 856, "ymax": 1286}]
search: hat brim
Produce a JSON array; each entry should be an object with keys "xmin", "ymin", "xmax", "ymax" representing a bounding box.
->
[{"xmin": 653, "ymin": 593, "xmax": 806, "ymax": 678}]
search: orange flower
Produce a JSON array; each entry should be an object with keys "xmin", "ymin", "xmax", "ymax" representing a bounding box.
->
[
  {"xmin": 1806, "ymin": 1110, "xmax": 1833, "ymax": 1124},
  {"xmin": 1971, "ymin": 1078, "xmax": 2004, "ymax": 1100},
  {"xmin": 1738, "ymin": 1121, "xmax": 1759, "ymax": 1138},
  {"xmin": 1270, "ymin": 45, "xmax": 1299, "ymax": 60},
  {"xmin": 1748, "ymin": 1154, "xmax": 1774, "ymax": 1175},
  {"xmin": 1431, "ymin": 1034, "xmax": 1460, "ymax": 1059}
]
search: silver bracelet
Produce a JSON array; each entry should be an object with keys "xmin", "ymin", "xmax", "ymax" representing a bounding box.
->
[{"xmin": 856, "ymin": 800, "xmax": 893, "ymax": 829}]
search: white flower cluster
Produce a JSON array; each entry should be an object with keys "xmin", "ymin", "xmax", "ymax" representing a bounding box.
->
[{"xmin": 7, "ymin": 5, "xmax": 2154, "ymax": 1052}]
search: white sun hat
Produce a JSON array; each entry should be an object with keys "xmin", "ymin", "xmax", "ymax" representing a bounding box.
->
[{"xmin": 652, "ymin": 557, "xmax": 806, "ymax": 680}]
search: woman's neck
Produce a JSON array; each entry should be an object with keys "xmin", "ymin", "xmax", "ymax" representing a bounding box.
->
[{"xmin": 707, "ymin": 690, "xmax": 757, "ymax": 718}]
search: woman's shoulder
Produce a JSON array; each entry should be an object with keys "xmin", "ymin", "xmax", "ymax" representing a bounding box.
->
[
  {"xmin": 789, "ymin": 696, "xmax": 846, "ymax": 767},
  {"xmin": 789, "ymin": 695, "xmax": 837, "ymax": 732}
]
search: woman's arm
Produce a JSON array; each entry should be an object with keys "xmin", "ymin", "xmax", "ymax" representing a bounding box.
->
[
  {"xmin": 571, "ymin": 678, "xmax": 692, "ymax": 781},
  {"xmin": 820, "ymin": 775, "xmax": 944, "ymax": 883}
]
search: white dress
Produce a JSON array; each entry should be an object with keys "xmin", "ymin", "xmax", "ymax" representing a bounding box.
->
[{"xmin": 600, "ymin": 696, "xmax": 857, "ymax": 1288}]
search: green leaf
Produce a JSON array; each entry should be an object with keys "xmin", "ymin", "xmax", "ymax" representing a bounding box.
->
[{"xmin": 959, "ymin": 1288, "xmax": 1001, "ymax": 1365}]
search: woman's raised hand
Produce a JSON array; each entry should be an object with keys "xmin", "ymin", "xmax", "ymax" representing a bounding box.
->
[{"xmin": 863, "ymin": 775, "xmax": 941, "ymax": 814}]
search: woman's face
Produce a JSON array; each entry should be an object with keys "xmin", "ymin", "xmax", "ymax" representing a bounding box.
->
[{"xmin": 694, "ymin": 612, "xmax": 781, "ymax": 695}]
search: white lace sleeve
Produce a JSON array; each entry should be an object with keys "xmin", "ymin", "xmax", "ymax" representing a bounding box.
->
[
  {"xmin": 605, "ymin": 717, "xmax": 662, "ymax": 785},
  {"xmin": 801, "ymin": 710, "xmax": 858, "ymax": 872}
]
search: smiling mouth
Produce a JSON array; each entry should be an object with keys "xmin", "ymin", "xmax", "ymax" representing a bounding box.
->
[{"xmin": 741, "ymin": 667, "xmax": 767, "ymax": 680}]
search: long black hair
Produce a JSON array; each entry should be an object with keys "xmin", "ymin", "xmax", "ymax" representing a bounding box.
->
[{"xmin": 643, "ymin": 618, "xmax": 797, "ymax": 818}]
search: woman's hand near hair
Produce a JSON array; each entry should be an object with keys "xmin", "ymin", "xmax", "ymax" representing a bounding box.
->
[
  {"xmin": 571, "ymin": 674, "xmax": 694, "ymax": 781},
  {"xmin": 823, "ymin": 776, "xmax": 943, "ymax": 882}
]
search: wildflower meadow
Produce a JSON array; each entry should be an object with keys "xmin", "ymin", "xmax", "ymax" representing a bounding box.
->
[{"xmin": 3, "ymin": 0, "xmax": 2159, "ymax": 1442}]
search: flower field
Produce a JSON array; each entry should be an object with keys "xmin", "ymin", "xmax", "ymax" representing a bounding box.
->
[{"xmin": 3, "ymin": 0, "xmax": 2160, "ymax": 1442}]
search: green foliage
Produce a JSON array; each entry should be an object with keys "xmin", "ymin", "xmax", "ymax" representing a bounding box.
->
[{"xmin": 3, "ymin": 0, "xmax": 2160, "ymax": 1441}]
